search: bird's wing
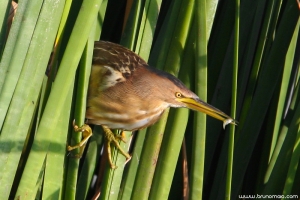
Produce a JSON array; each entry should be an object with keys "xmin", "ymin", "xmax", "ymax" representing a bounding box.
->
[{"xmin": 93, "ymin": 41, "xmax": 148, "ymax": 78}]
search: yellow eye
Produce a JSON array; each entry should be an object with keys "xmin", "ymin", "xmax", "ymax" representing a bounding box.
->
[{"xmin": 175, "ymin": 92, "xmax": 182, "ymax": 98}]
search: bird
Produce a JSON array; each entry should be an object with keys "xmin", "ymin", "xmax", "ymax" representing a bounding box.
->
[{"xmin": 68, "ymin": 41, "xmax": 237, "ymax": 169}]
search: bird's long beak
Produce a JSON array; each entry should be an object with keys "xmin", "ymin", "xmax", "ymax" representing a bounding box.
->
[{"xmin": 176, "ymin": 97, "xmax": 237, "ymax": 128}]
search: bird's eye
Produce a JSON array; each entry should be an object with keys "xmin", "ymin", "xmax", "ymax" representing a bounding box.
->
[{"xmin": 175, "ymin": 92, "xmax": 182, "ymax": 98}]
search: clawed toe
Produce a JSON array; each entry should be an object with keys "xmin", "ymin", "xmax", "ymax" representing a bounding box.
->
[
  {"xmin": 67, "ymin": 121, "xmax": 93, "ymax": 157},
  {"xmin": 102, "ymin": 125, "xmax": 131, "ymax": 168}
]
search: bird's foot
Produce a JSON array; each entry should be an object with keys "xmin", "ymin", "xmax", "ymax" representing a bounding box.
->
[
  {"xmin": 102, "ymin": 125, "xmax": 131, "ymax": 169},
  {"xmin": 67, "ymin": 120, "xmax": 93, "ymax": 157}
]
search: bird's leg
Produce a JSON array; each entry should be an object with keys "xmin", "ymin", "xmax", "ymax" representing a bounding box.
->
[
  {"xmin": 67, "ymin": 122, "xmax": 93, "ymax": 157},
  {"xmin": 101, "ymin": 125, "xmax": 131, "ymax": 169}
]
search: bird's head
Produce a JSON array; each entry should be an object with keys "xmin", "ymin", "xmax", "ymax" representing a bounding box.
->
[{"xmin": 152, "ymin": 68, "xmax": 237, "ymax": 127}]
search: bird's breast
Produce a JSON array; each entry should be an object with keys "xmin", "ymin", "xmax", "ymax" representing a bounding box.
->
[
  {"xmin": 86, "ymin": 62, "xmax": 170, "ymax": 130},
  {"xmin": 86, "ymin": 98, "xmax": 169, "ymax": 131}
]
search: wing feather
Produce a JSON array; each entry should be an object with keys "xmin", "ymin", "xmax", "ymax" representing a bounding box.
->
[{"xmin": 93, "ymin": 41, "xmax": 148, "ymax": 77}]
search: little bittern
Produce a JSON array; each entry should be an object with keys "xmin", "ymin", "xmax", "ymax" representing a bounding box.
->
[{"xmin": 68, "ymin": 41, "xmax": 237, "ymax": 168}]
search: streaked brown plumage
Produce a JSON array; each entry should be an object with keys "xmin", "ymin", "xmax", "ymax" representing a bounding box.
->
[{"xmin": 69, "ymin": 41, "xmax": 237, "ymax": 168}]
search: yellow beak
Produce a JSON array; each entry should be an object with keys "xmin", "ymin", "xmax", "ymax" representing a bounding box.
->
[{"xmin": 176, "ymin": 97, "xmax": 237, "ymax": 127}]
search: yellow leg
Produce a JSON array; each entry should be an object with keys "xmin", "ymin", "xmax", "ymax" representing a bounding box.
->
[
  {"xmin": 102, "ymin": 125, "xmax": 131, "ymax": 169},
  {"xmin": 67, "ymin": 121, "xmax": 92, "ymax": 157}
]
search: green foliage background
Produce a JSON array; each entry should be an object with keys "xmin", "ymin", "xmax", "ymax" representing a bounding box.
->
[{"xmin": 0, "ymin": 0, "xmax": 299, "ymax": 199}]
